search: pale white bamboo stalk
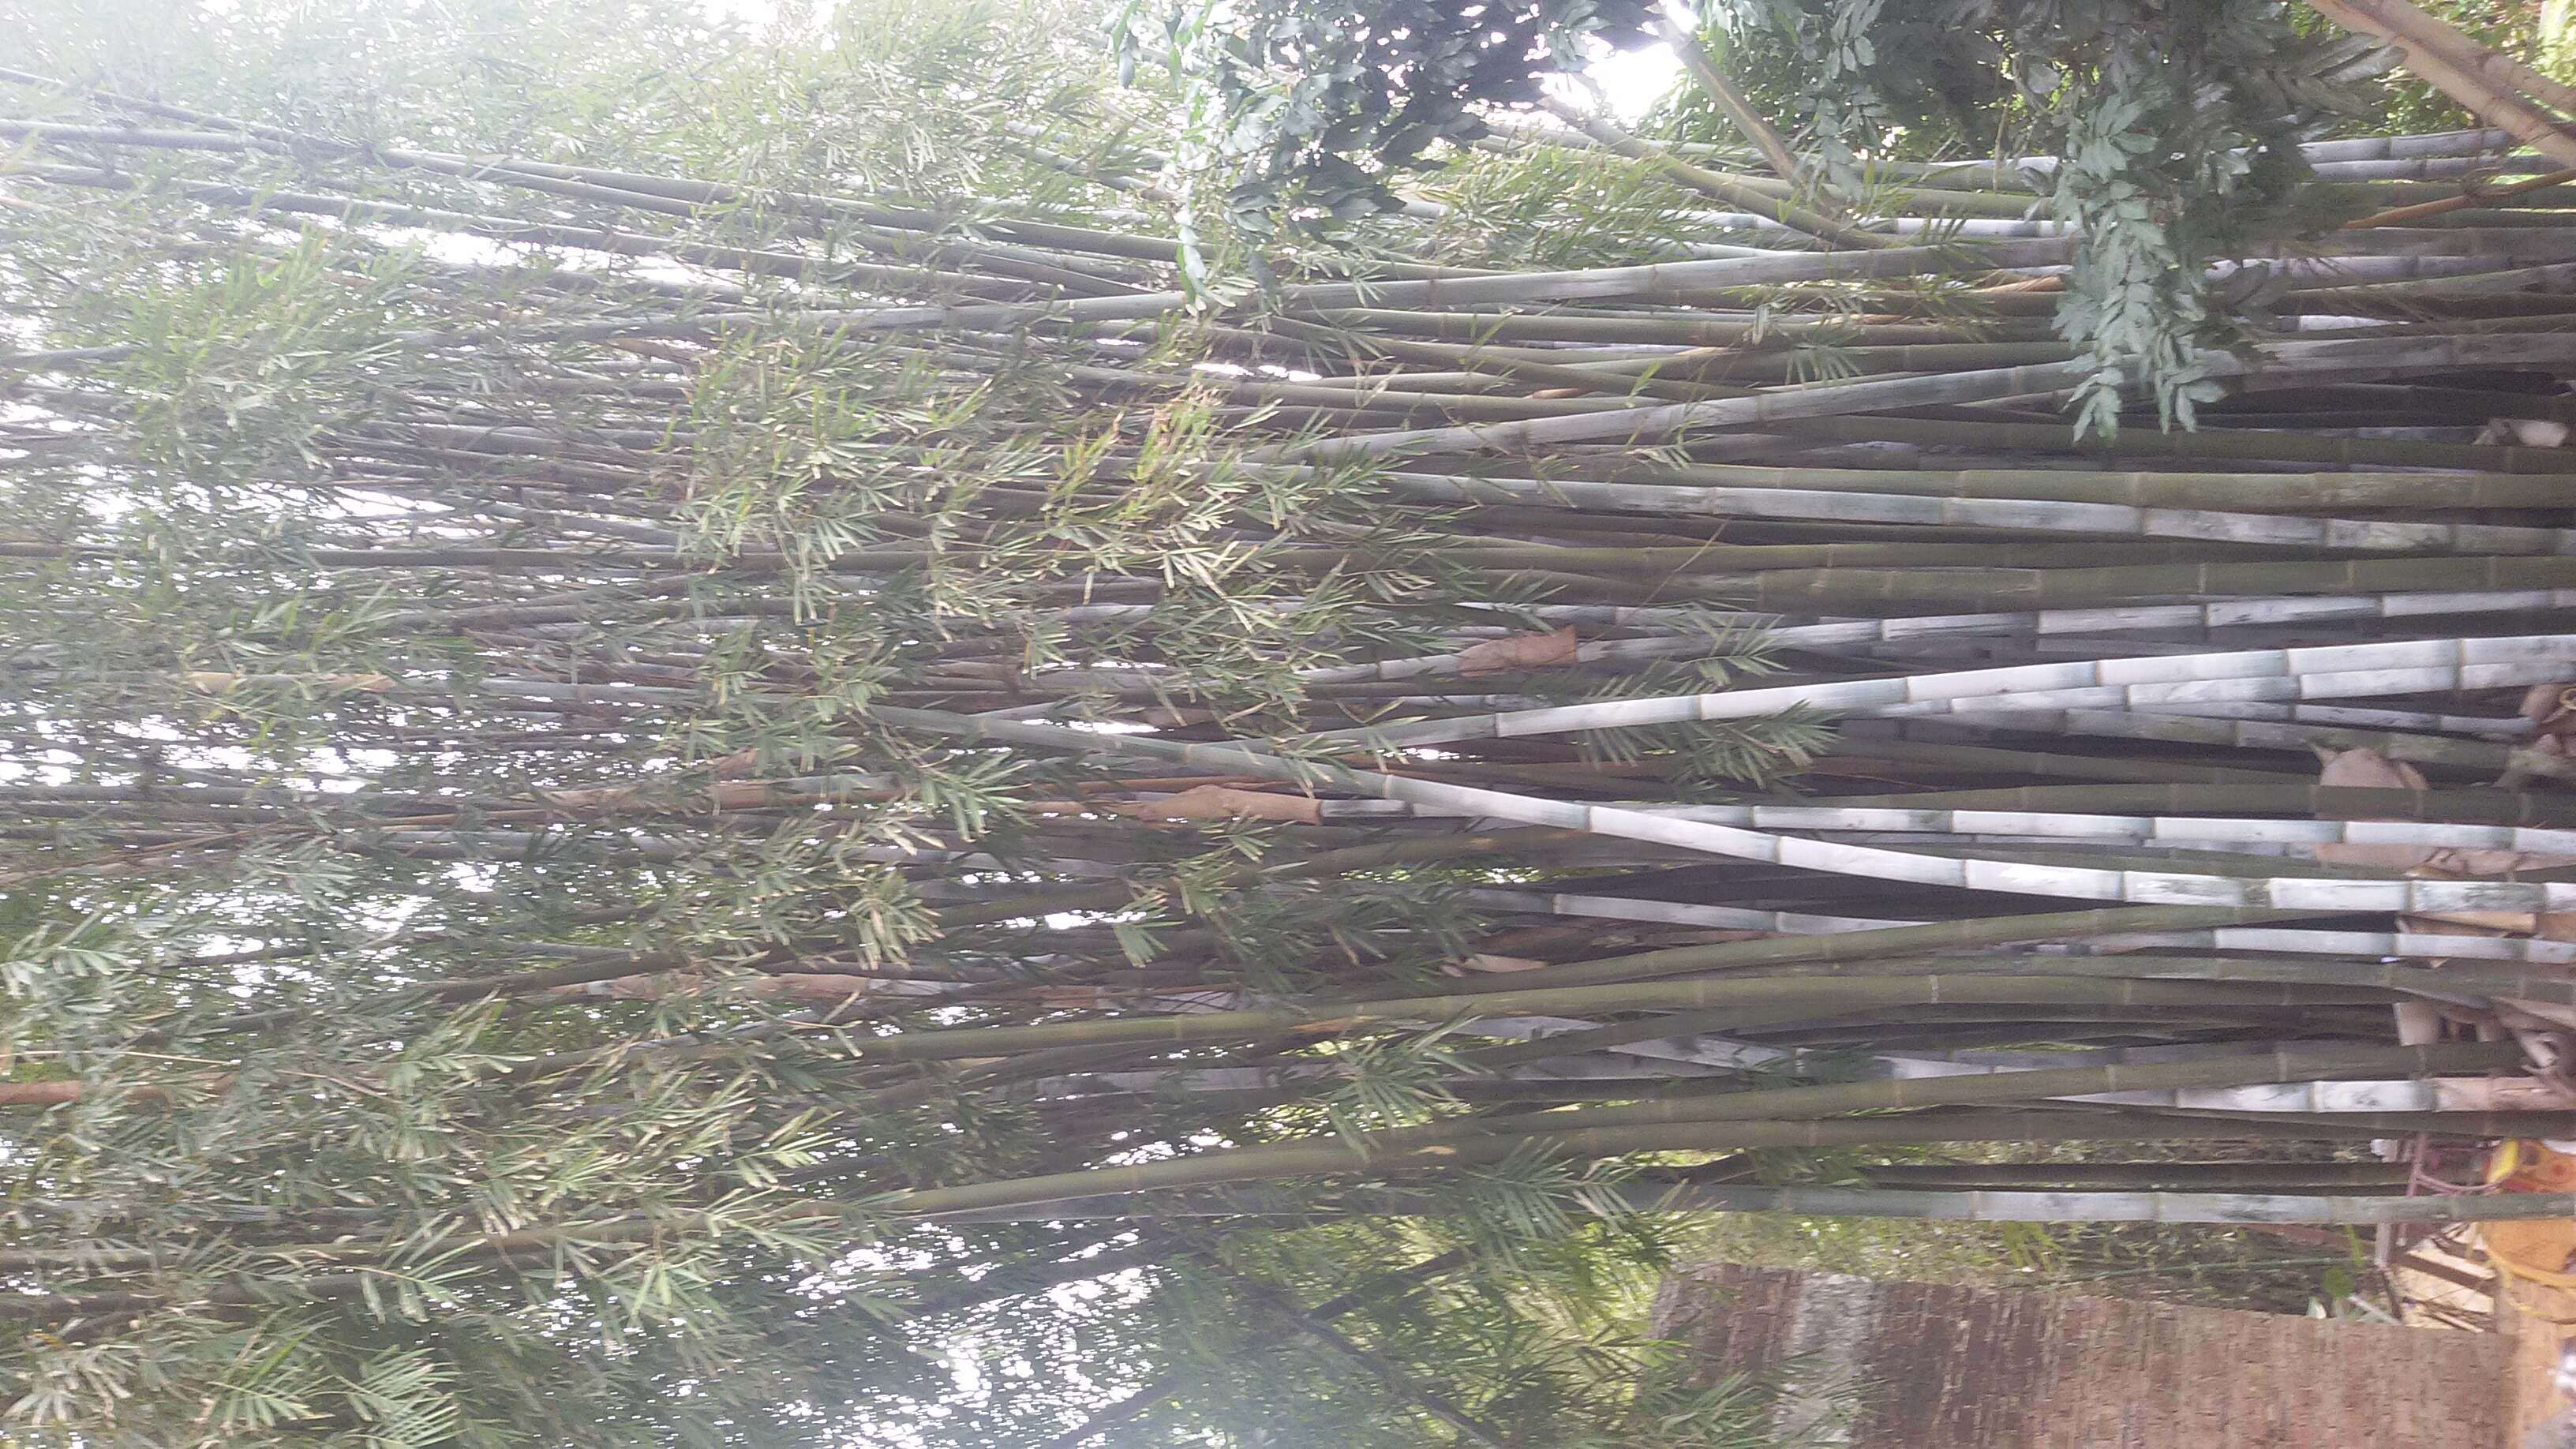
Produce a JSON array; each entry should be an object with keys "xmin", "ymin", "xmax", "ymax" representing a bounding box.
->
[
  {"xmin": 2305, "ymin": 126, "xmax": 2522, "ymax": 159},
  {"xmin": 1525, "ymin": 804, "xmax": 2576, "ymax": 858},
  {"xmin": 1294, "ymin": 591, "xmax": 2576, "ymax": 687},
  {"xmin": 1462, "ymin": 885, "xmax": 2576, "ymax": 966},
  {"xmin": 1290, "ymin": 635, "xmax": 2576, "ymax": 749},
  {"xmin": 2103, "ymin": 926, "xmax": 2576, "ymax": 964},
  {"xmin": 828, "ymin": 236, "xmax": 2080, "ymax": 334},
  {"xmin": 396, "ymin": 653, "xmax": 2576, "ymax": 736},
  {"xmin": 2119, "ymin": 700, "xmax": 2537, "ymax": 738},
  {"xmin": 1924, "ymin": 706, "xmax": 2576, "ymax": 781},
  {"xmin": 2305, "ymin": 155, "xmax": 2547, "ymax": 178},
  {"xmin": 927, "ymin": 710, "xmax": 2576, "ymax": 915},
  {"xmin": 1885, "ymin": 127, "xmax": 2517, "ymax": 180}
]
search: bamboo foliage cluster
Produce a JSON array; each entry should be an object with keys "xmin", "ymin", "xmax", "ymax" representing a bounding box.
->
[{"xmin": 3, "ymin": 0, "xmax": 2576, "ymax": 1443}]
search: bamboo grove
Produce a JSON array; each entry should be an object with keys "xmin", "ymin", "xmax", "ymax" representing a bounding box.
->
[{"xmin": 8, "ymin": 0, "xmax": 2576, "ymax": 1443}]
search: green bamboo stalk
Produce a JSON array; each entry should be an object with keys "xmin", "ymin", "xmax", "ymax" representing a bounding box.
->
[
  {"xmin": 1858, "ymin": 1161, "xmax": 2409, "ymax": 1189},
  {"xmin": 880, "ymin": 1043, "xmax": 2508, "ymax": 1219},
  {"xmin": 1765, "ymin": 411, "xmax": 2576, "ymax": 473},
  {"xmin": 1372, "ymin": 466, "xmax": 2576, "ymax": 555},
  {"xmin": 1515, "ymin": 454, "xmax": 2576, "ymax": 511},
  {"xmin": 616, "ymin": 972, "xmax": 2372, "ymax": 1069},
  {"xmin": 1466, "ymin": 884, "xmax": 2576, "ymax": 968}
]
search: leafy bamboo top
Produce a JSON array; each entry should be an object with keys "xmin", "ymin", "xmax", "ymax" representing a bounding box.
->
[{"xmin": 5, "ymin": 1, "xmax": 2576, "ymax": 1445}]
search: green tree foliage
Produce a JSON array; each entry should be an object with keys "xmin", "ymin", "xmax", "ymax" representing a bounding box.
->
[
  {"xmin": 1120, "ymin": 0, "xmax": 1661, "ymax": 231},
  {"xmin": 1710, "ymin": 1, "xmax": 2373, "ymax": 432},
  {"xmin": 1140, "ymin": 0, "xmax": 2386, "ymax": 432}
]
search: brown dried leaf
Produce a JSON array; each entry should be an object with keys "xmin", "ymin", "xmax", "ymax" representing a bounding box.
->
[
  {"xmin": 710, "ymin": 781, "xmax": 791, "ymax": 810},
  {"xmin": 2409, "ymin": 908, "xmax": 2540, "ymax": 937},
  {"xmin": 2316, "ymin": 747, "xmax": 2428, "ymax": 793},
  {"xmin": 2523, "ymin": 683, "xmax": 2576, "ymax": 739},
  {"xmin": 1453, "ymin": 953, "xmax": 1548, "ymax": 974},
  {"xmin": 540, "ymin": 784, "xmax": 643, "ymax": 811},
  {"xmin": 758, "ymin": 973, "xmax": 878, "ymax": 1003},
  {"xmin": 2420, "ymin": 848, "xmax": 2576, "ymax": 878},
  {"xmin": 1457, "ymin": 626, "xmax": 1578, "ymax": 677},
  {"xmin": 2501, "ymin": 998, "xmax": 2576, "ymax": 1035},
  {"xmin": 183, "ymin": 671, "xmax": 396, "ymax": 695},
  {"xmin": 562, "ymin": 970, "xmax": 874, "ymax": 1004},
  {"xmin": 1118, "ymin": 785, "xmax": 1321, "ymax": 826},
  {"xmin": 2313, "ymin": 747, "xmax": 2437, "ymax": 870},
  {"xmin": 2316, "ymin": 841, "xmax": 2439, "ymax": 873},
  {"xmin": 2432, "ymin": 1073, "xmax": 2576, "ymax": 1111}
]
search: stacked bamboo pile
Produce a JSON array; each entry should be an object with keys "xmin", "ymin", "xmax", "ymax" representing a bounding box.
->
[{"xmin": 10, "ymin": 69, "xmax": 2576, "ymax": 1232}]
